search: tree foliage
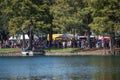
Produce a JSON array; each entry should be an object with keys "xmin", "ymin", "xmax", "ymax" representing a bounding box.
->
[
  {"xmin": 0, "ymin": 0, "xmax": 52, "ymax": 35},
  {"xmin": 0, "ymin": 0, "xmax": 119, "ymax": 40},
  {"xmin": 51, "ymin": 0, "xmax": 83, "ymax": 33},
  {"xmin": 88, "ymin": 0, "xmax": 120, "ymax": 35}
]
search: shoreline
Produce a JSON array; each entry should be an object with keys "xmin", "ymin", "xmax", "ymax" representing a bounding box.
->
[
  {"xmin": 0, "ymin": 49, "xmax": 120, "ymax": 57},
  {"xmin": 0, "ymin": 51, "xmax": 22, "ymax": 57},
  {"xmin": 45, "ymin": 50, "xmax": 119, "ymax": 56}
]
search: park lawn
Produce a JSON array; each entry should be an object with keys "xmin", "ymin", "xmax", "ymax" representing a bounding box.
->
[
  {"xmin": 0, "ymin": 48, "xmax": 21, "ymax": 52},
  {"xmin": 46, "ymin": 48, "xmax": 80, "ymax": 53},
  {"xmin": 0, "ymin": 48, "xmax": 81, "ymax": 53}
]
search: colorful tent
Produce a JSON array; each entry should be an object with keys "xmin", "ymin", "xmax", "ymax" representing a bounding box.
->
[{"xmin": 56, "ymin": 34, "xmax": 73, "ymax": 39}]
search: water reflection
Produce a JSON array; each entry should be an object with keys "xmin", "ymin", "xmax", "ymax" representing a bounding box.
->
[
  {"xmin": 91, "ymin": 56, "xmax": 120, "ymax": 80},
  {"xmin": 0, "ymin": 56, "xmax": 120, "ymax": 80}
]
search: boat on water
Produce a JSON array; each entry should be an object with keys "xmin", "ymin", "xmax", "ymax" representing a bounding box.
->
[{"xmin": 21, "ymin": 49, "xmax": 45, "ymax": 56}]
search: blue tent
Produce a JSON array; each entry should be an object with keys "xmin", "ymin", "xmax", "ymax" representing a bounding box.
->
[{"xmin": 56, "ymin": 34, "xmax": 73, "ymax": 39}]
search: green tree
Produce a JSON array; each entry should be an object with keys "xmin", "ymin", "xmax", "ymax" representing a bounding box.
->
[
  {"xmin": 0, "ymin": 0, "xmax": 10, "ymax": 41},
  {"xmin": 51, "ymin": 0, "xmax": 83, "ymax": 34},
  {"xmin": 51, "ymin": 0, "xmax": 93, "ymax": 48},
  {"xmin": 88, "ymin": 0, "xmax": 120, "ymax": 52},
  {"xmin": 77, "ymin": 0, "xmax": 93, "ymax": 48},
  {"xmin": 0, "ymin": 0, "xmax": 52, "ymax": 49}
]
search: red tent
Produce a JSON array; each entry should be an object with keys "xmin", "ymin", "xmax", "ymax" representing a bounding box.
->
[{"xmin": 101, "ymin": 36, "xmax": 110, "ymax": 41}]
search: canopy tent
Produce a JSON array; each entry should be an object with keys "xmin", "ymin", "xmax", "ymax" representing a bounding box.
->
[
  {"xmin": 9, "ymin": 34, "xmax": 39, "ymax": 40},
  {"xmin": 47, "ymin": 34, "xmax": 62, "ymax": 41},
  {"xmin": 19, "ymin": 34, "xmax": 29, "ymax": 40},
  {"xmin": 101, "ymin": 37, "xmax": 110, "ymax": 41},
  {"xmin": 47, "ymin": 34, "xmax": 74, "ymax": 41},
  {"xmin": 98, "ymin": 36, "xmax": 110, "ymax": 41},
  {"xmin": 9, "ymin": 35, "xmax": 29, "ymax": 40},
  {"xmin": 55, "ymin": 34, "xmax": 73, "ymax": 40},
  {"xmin": 9, "ymin": 36, "xmax": 17, "ymax": 40}
]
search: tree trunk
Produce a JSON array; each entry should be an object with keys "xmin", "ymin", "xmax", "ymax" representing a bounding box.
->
[
  {"xmin": 110, "ymin": 33, "xmax": 115, "ymax": 53},
  {"xmin": 28, "ymin": 19, "xmax": 34, "ymax": 50},
  {"xmin": 22, "ymin": 32, "xmax": 26, "ymax": 49},
  {"xmin": 49, "ymin": 23, "xmax": 53, "ymax": 47},
  {"xmin": 27, "ymin": 26, "xmax": 34, "ymax": 50},
  {"xmin": 87, "ymin": 28, "xmax": 91, "ymax": 48},
  {"xmin": 28, "ymin": 30, "xmax": 33, "ymax": 50}
]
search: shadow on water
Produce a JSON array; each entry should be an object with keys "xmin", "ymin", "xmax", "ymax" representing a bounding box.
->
[{"xmin": 0, "ymin": 56, "xmax": 120, "ymax": 80}]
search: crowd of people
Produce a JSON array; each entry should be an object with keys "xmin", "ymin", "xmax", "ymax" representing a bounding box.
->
[
  {"xmin": 51, "ymin": 38, "xmax": 109, "ymax": 49},
  {"xmin": 0, "ymin": 37, "xmax": 115, "ymax": 50}
]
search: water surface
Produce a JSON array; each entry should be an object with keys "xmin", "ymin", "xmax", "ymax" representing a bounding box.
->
[{"xmin": 0, "ymin": 56, "xmax": 120, "ymax": 80}]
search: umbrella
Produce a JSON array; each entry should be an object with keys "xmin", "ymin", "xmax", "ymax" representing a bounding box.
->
[
  {"xmin": 19, "ymin": 34, "xmax": 29, "ymax": 40},
  {"xmin": 9, "ymin": 36, "xmax": 17, "ymax": 40},
  {"xmin": 101, "ymin": 37, "xmax": 110, "ymax": 41},
  {"xmin": 56, "ymin": 34, "xmax": 73, "ymax": 39}
]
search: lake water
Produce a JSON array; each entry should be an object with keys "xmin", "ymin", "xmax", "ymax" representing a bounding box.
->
[{"xmin": 0, "ymin": 56, "xmax": 120, "ymax": 80}]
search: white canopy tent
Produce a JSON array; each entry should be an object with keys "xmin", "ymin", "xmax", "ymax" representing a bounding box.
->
[
  {"xmin": 19, "ymin": 34, "xmax": 29, "ymax": 40},
  {"xmin": 9, "ymin": 36, "xmax": 17, "ymax": 40},
  {"xmin": 9, "ymin": 34, "xmax": 29, "ymax": 40},
  {"xmin": 9, "ymin": 34, "xmax": 38, "ymax": 40}
]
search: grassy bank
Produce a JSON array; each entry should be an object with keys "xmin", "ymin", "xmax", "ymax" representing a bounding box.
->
[
  {"xmin": 0, "ymin": 48, "xmax": 21, "ymax": 52},
  {"xmin": 0, "ymin": 48, "xmax": 119, "ymax": 56},
  {"xmin": 0, "ymin": 48, "xmax": 80, "ymax": 53},
  {"xmin": 45, "ymin": 48, "xmax": 80, "ymax": 53}
]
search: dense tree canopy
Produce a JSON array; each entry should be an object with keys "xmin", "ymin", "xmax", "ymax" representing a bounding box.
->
[
  {"xmin": 1, "ymin": 0, "xmax": 51, "ymax": 35},
  {"xmin": 87, "ymin": 0, "xmax": 120, "ymax": 49},
  {"xmin": 0, "ymin": 0, "xmax": 120, "ymax": 49},
  {"xmin": 88, "ymin": 0, "xmax": 120, "ymax": 35}
]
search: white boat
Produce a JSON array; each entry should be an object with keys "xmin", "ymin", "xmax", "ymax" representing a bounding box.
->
[{"xmin": 21, "ymin": 49, "xmax": 45, "ymax": 56}]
